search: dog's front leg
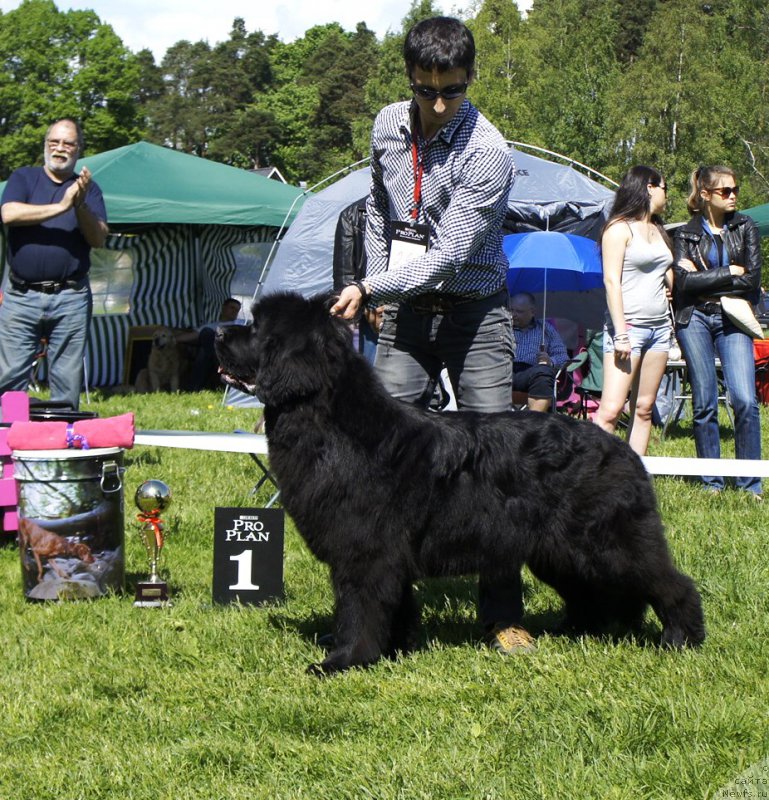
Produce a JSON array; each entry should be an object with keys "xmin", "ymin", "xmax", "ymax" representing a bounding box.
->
[{"xmin": 307, "ymin": 574, "xmax": 397, "ymax": 676}]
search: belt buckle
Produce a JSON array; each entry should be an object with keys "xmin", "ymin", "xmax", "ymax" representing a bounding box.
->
[{"xmin": 412, "ymin": 293, "xmax": 451, "ymax": 314}]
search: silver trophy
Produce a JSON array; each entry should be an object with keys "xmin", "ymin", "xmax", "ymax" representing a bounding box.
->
[{"xmin": 134, "ymin": 480, "xmax": 172, "ymax": 607}]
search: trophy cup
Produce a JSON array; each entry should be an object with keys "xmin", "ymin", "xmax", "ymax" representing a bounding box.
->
[{"xmin": 134, "ymin": 479, "xmax": 172, "ymax": 607}]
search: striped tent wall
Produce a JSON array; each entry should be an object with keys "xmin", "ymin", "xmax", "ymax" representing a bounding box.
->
[{"xmin": 86, "ymin": 224, "xmax": 276, "ymax": 387}]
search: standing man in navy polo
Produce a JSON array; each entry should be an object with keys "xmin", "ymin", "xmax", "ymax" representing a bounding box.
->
[
  {"xmin": 0, "ymin": 118, "xmax": 108, "ymax": 410},
  {"xmin": 331, "ymin": 18, "xmax": 533, "ymax": 655}
]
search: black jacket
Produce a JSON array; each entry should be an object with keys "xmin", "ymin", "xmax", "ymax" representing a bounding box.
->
[
  {"xmin": 672, "ymin": 211, "xmax": 762, "ymax": 325},
  {"xmin": 332, "ymin": 198, "xmax": 368, "ymax": 290}
]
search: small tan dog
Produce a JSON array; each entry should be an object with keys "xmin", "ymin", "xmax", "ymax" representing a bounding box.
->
[{"xmin": 135, "ymin": 327, "xmax": 182, "ymax": 392}]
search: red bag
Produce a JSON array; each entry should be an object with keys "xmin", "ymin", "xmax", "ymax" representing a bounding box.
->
[{"xmin": 754, "ymin": 340, "xmax": 769, "ymax": 405}]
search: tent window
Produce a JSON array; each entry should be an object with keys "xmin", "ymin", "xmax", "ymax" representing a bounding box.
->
[
  {"xmin": 90, "ymin": 248, "xmax": 135, "ymax": 315},
  {"xmin": 230, "ymin": 241, "xmax": 274, "ymax": 309}
]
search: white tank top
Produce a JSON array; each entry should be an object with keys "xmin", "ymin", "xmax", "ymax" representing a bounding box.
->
[{"xmin": 620, "ymin": 224, "xmax": 672, "ymax": 327}]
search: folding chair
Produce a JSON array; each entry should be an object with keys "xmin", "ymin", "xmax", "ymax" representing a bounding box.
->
[{"xmin": 557, "ymin": 329, "xmax": 603, "ymax": 419}]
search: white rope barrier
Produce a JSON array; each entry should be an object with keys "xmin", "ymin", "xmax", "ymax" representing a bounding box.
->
[
  {"xmin": 135, "ymin": 430, "xmax": 768, "ymax": 479},
  {"xmin": 642, "ymin": 456, "xmax": 769, "ymax": 478},
  {"xmin": 135, "ymin": 430, "xmax": 269, "ymax": 455}
]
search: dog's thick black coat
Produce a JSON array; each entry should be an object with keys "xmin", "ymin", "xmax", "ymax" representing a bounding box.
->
[{"xmin": 216, "ymin": 292, "xmax": 705, "ymax": 674}]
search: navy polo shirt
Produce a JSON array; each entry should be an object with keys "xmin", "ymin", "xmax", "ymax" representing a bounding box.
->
[{"xmin": 1, "ymin": 166, "xmax": 107, "ymax": 282}]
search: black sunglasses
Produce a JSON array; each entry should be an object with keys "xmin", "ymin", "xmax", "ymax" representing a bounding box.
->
[
  {"xmin": 410, "ymin": 82, "xmax": 468, "ymax": 101},
  {"xmin": 710, "ymin": 185, "xmax": 740, "ymax": 198}
]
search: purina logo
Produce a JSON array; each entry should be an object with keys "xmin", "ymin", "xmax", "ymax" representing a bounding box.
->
[{"xmin": 400, "ymin": 227, "xmax": 424, "ymax": 241}]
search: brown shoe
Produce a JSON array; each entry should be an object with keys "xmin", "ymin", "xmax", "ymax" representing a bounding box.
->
[{"xmin": 488, "ymin": 625, "xmax": 536, "ymax": 655}]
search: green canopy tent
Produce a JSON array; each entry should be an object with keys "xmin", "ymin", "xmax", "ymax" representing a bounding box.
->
[
  {"xmin": 744, "ymin": 203, "xmax": 769, "ymax": 237},
  {"xmin": 1, "ymin": 142, "xmax": 305, "ymax": 386}
]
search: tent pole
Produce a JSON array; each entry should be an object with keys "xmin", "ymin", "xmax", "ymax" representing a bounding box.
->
[{"xmin": 508, "ymin": 141, "xmax": 619, "ymax": 188}]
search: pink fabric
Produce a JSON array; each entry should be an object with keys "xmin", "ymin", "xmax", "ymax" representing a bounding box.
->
[{"xmin": 8, "ymin": 413, "xmax": 135, "ymax": 451}]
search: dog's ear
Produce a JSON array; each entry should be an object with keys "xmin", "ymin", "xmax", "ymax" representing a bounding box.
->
[{"xmin": 253, "ymin": 294, "xmax": 354, "ymax": 405}]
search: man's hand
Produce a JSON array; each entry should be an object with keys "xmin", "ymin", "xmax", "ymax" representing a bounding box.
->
[{"xmin": 330, "ymin": 285, "xmax": 365, "ymax": 320}]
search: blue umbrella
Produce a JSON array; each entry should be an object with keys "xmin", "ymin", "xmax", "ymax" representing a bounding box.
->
[{"xmin": 504, "ymin": 231, "xmax": 605, "ymax": 327}]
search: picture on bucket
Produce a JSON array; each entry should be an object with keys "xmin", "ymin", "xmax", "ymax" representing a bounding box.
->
[{"xmin": 14, "ymin": 448, "xmax": 125, "ymax": 601}]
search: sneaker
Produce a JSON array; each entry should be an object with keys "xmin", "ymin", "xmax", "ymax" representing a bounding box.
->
[{"xmin": 487, "ymin": 625, "xmax": 536, "ymax": 655}]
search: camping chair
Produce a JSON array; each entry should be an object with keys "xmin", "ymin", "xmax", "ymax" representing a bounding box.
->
[
  {"xmin": 755, "ymin": 340, "xmax": 769, "ymax": 406},
  {"xmin": 557, "ymin": 329, "xmax": 604, "ymax": 418}
]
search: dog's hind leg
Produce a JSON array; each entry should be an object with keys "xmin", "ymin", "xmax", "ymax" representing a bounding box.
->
[
  {"xmin": 648, "ymin": 570, "xmax": 706, "ymax": 648},
  {"xmin": 387, "ymin": 582, "xmax": 419, "ymax": 658}
]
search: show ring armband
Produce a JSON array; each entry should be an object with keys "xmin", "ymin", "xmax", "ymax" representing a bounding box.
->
[{"xmin": 388, "ymin": 221, "xmax": 429, "ymax": 269}]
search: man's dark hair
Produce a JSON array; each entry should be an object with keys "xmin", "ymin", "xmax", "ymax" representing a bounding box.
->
[{"xmin": 403, "ymin": 17, "xmax": 475, "ymax": 78}]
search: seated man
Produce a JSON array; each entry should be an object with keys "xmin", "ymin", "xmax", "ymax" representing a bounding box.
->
[
  {"xmin": 510, "ymin": 291, "xmax": 569, "ymax": 412},
  {"xmin": 176, "ymin": 298, "xmax": 243, "ymax": 390}
]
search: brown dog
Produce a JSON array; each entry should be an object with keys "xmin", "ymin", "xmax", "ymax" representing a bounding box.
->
[
  {"xmin": 18, "ymin": 518, "xmax": 94, "ymax": 581},
  {"xmin": 135, "ymin": 327, "xmax": 181, "ymax": 392}
]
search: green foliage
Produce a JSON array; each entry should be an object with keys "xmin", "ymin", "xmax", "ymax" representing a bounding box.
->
[
  {"xmin": 467, "ymin": 0, "xmax": 529, "ymax": 140},
  {"xmin": 0, "ymin": 0, "xmax": 142, "ymax": 178},
  {"xmin": 1, "ymin": 391, "xmax": 768, "ymax": 798},
  {"xmin": 4, "ymin": 0, "xmax": 769, "ymax": 210}
]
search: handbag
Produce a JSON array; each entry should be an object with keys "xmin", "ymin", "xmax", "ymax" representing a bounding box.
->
[{"xmin": 720, "ymin": 295, "xmax": 765, "ymax": 339}]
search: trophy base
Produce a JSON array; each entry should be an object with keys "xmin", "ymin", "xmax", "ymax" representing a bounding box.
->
[{"xmin": 134, "ymin": 580, "xmax": 170, "ymax": 607}]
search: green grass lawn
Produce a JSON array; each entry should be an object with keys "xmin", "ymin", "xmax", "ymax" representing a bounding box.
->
[{"xmin": 1, "ymin": 390, "xmax": 767, "ymax": 800}]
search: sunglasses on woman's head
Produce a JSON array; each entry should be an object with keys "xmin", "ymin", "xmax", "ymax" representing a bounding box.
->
[
  {"xmin": 710, "ymin": 185, "xmax": 739, "ymax": 198},
  {"xmin": 410, "ymin": 82, "xmax": 468, "ymax": 101}
]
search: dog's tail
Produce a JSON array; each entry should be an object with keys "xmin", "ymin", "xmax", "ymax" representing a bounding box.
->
[{"xmin": 651, "ymin": 571, "xmax": 706, "ymax": 648}]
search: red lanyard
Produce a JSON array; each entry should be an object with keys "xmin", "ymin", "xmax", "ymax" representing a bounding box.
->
[{"xmin": 411, "ymin": 137, "xmax": 424, "ymax": 221}]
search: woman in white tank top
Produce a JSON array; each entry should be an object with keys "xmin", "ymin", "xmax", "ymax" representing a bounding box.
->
[{"xmin": 594, "ymin": 165, "xmax": 674, "ymax": 455}]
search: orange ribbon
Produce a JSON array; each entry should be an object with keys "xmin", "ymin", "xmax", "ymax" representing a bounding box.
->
[{"xmin": 137, "ymin": 511, "xmax": 164, "ymax": 549}]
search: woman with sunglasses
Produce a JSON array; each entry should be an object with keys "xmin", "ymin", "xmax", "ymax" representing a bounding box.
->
[
  {"xmin": 594, "ymin": 165, "xmax": 673, "ymax": 456},
  {"xmin": 673, "ymin": 165, "xmax": 762, "ymax": 498}
]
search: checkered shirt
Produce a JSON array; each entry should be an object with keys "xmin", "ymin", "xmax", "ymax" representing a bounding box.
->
[
  {"xmin": 364, "ymin": 99, "xmax": 514, "ymax": 305},
  {"xmin": 513, "ymin": 319, "xmax": 569, "ymax": 369}
]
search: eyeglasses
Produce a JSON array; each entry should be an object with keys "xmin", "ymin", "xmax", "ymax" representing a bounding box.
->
[
  {"xmin": 410, "ymin": 82, "xmax": 468, "ymax": 101},
  {"xmin": 46, "ymin": 138, "xmax": 79, "ymax": 151},
  {"xmin": 650, "ymin": 183, "xmax": 668, "ymax": 194},
  {"xmin": 709, "ymin": 185, "xmax": 740, "ymax": 198}
]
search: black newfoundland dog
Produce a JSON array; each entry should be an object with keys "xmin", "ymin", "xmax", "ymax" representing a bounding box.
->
[{"xmin": 216, "ymin": 292, "xmax": 705, "ymax": 674}]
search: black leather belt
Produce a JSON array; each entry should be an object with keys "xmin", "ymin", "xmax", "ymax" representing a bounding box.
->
[
  {"xmin": 408, "ymin": 293, "xmax": 476, "ymax": 314},
  {"xmin": 696, "ymin": 302, "xmax": 722, "ymax": 315},
  {"xmin": 10, "ymin": 274, "xmax": 82, "ymax": 294}
]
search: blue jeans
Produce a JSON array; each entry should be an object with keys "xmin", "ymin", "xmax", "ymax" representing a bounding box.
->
[
  {"xmin": 676, "ymin": 309, "xmax": 762, "ymax": 493},
  {"xmin": 374, "ymin": 291, "xmax": 514, "ymax": 413},
  {"xmin": 358, "ymin": 316, "xmax": 379, "ymax": 365},
  {"xmin": 375, "ymin": 291, "xmax": 522, "ymax": 629},
  {"xmin": 0, "ymin": 281, "xmax": 92, "ymax": 411}
]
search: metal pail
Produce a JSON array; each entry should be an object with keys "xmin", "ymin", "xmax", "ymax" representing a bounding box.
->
[{"xmin": 13, "ymin": 447, "xmax": 124, "ymax": 600}]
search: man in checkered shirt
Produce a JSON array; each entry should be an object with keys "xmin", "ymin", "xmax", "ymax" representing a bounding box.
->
[
  {"xmin": 510, "ymin": 292, "xmax": 570, "ymax": 412},
  {"xmin": 332, "ymin": 17, "xmax": 533, "ymax": 656}
]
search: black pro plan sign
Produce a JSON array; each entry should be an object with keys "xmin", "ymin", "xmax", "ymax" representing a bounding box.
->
[{"xmin": 212, "ymin": 507, "xmax": 284, "ymax": 605}]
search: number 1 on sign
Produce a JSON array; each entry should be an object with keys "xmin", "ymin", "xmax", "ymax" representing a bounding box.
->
[{"xmin": 229, "ymin": 549, "xmax": 260, "ymax": 590}]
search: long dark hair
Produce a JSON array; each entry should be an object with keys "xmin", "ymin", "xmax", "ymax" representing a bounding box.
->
[{"xmin": 603, "ymin": 165, "xmax": 672, "ymax": 250}]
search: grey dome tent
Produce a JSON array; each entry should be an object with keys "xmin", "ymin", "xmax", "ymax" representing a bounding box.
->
[{"xmin": 260, "ymin": 144, "xmax": 615, "ymax": 300}]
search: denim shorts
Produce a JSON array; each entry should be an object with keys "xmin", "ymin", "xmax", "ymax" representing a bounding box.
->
[{"xmin": 603, "ymin": 323, "xmax": 672, "ymax": 356}]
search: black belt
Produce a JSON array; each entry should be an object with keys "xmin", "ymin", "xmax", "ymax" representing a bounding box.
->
[
  {"xmin": 10, "ymin": 274, "xmax": 83, "ymax": 294},
  {"xmin": 407, "ymin": 292, "xmax": 488, "ymax": 315},
  {"xmin": 696, "ymin": 301, "xmax": 722, "ymax": 316}
]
